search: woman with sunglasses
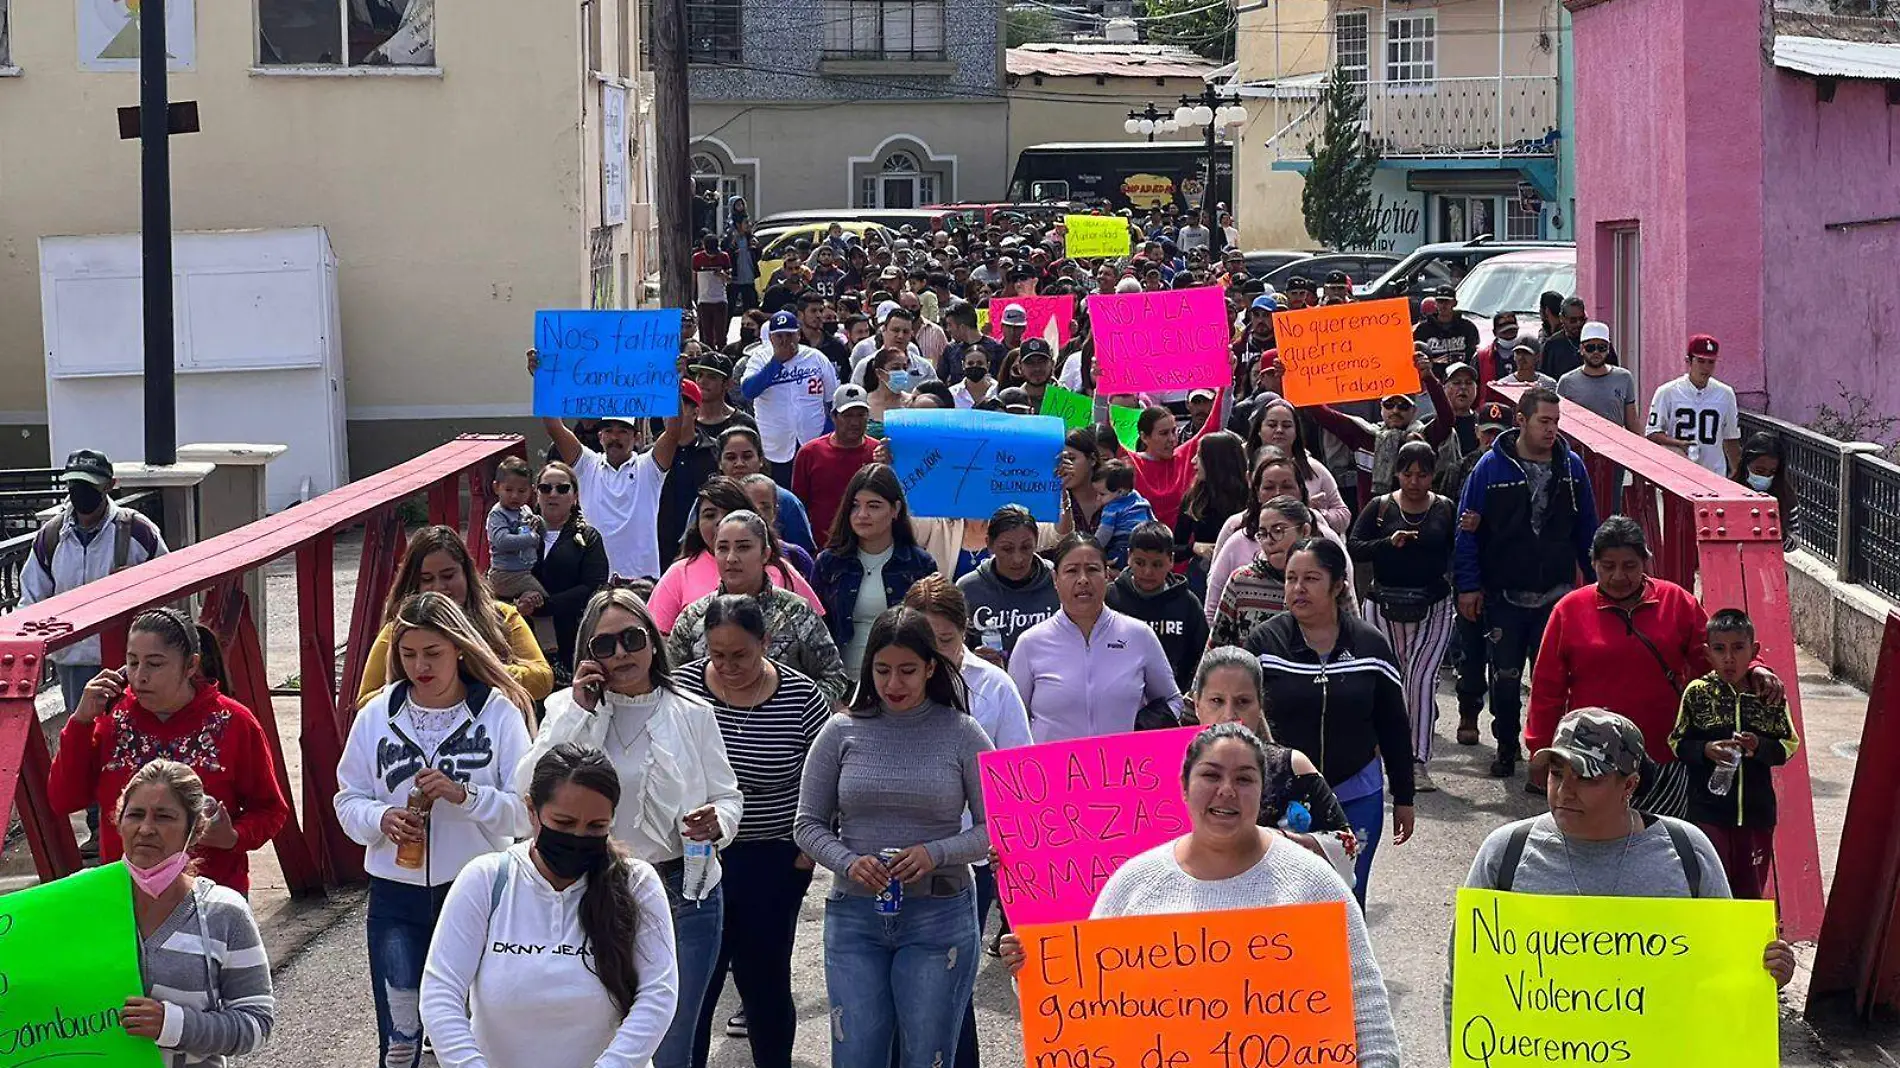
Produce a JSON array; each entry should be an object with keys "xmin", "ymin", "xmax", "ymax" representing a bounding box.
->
[
  {"xmin": 670, "ymin": 511, "xmax": 850, "ymax": 708},
  {"xmin": 522, "ymin": 588, "xmax": 743, "ymax": 1068},
  {"xmin": 1209, "ymin": 498, "xmax": 1351, "ymax": 648},
  {"xmin": 647, "ymin": 477, "xmax": 824, "ymax": 634},
  {"xmin": 523, "ymin": 461, "xmax": 609, "ymax": 675}
]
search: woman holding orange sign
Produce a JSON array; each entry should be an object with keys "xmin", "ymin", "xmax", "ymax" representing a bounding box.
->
[{"xmin": 999, "ymin": 722, "xmax": 1402, "ymax": 1067}]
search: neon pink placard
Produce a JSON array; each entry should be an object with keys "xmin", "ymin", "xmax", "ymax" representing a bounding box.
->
[
  {"xmin": 1087, "ymin": 286, "xmax": 1231, "ymax": 394},
  {"xmin": 978, "ymin": 725, "xmax": 1200, "ymax": 926},
  {"xmin": 987, "ymin": 295, "xmax": 1076, "ymax": 351}
]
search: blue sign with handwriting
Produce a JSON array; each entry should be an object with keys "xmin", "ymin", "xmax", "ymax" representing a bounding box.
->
[
  {"xmin": 883, "ymin": 409, "xmax": 1066, "ymax": 521},
  {"xmin": 532, "ymin": 309, "xmax": 682, "ymax": 419}
]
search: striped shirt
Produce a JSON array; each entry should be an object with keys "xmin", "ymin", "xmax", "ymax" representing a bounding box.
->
[
  {"xmin": 140, "ymin": 878, "xmax": 275, "ymax": 1067},
  {"xmin": 675, "ymin": 659, "xmax": 832, "ymax": 842}
]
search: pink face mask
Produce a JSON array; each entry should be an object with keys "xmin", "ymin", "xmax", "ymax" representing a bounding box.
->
[{"xmin": 127, "ymin": 851, "xmax": 192, "ymax": 897}]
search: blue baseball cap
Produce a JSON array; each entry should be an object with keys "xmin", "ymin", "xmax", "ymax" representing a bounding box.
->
[
  {"xmin": 1250, "ymin": 294, "xmax": 1277, "ymax": 311},
  {"xmin": 767, "ymin": 310, "xmax": 800, "ymax": 335}
]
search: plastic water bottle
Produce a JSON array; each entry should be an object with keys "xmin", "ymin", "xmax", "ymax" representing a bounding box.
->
[
  {"xmin": 682, "ymin": 840, "xmax": 716, "ymax": 901},
  {"xmin": 1707, "ymin": 750, "xmax": 1741, "ymax": 797},
  {"xmin": 1280, "ymin": 801, "xmax": 1313, "ymax": 834},
  {"xmin": 981, "ymin": 628, "xmax": 1004, "ymax": 654}
]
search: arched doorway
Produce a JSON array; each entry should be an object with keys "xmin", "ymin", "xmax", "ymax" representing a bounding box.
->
[{"xmin": 691, "ymin": 151, "xmax": 745, "ymax": 236}]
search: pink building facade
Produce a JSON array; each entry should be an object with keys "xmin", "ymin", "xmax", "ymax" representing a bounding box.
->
[{"xmin": 1568, "ymin": 0, "xmax": 1900, "ymax": 423}]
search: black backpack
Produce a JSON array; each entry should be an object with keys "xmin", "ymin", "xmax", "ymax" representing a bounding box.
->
[{"xmin": 1493, "ymin": 816, "xmax": 1702, "ymax": 897}]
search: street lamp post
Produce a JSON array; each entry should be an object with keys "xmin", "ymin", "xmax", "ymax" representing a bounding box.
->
[
  {"xmin": 1122, "ymin": 102, "xmax": 1177, "ymax": 143},
  {"xmin": 1174, "ymin": 86, "xmax": 1247, "ymax": 226}
]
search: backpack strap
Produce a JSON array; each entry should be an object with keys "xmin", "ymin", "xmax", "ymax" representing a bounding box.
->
[
  {"xmin": 33, "ymin": 513, "xmax": 65, "ymax": 580},
  {"xmin": 113, "ymin": 515, "xmax": 132, "ymax": 573},
  {"xmin": 1661, "ymin": 819, "xmax": 1703, "ymax": 898},
  {"xmin": 1495, "ymin": 821, "xmax": 1535, "ymax": 892}
]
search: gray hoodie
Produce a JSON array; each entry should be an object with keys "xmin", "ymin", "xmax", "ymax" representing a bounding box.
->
[{"xmin": 954, "ymin": 555, "xmax": 1060, "ymax": 655}]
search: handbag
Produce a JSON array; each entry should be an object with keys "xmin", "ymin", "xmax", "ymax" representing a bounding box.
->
[
  {"xmin": 1367, "ymin": 496, "xmax": 1437, "ymax": 623},
  {"xmin": 1618, "ymin": 605, "xmax": 1691, "ymax": 819}
]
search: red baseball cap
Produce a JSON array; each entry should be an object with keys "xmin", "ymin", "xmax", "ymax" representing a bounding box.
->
[
  {"xmin": 1687, "ymin": 334, "xmax": 1720, "ymax": 359},
  {"xmin": 680, "ymin": 379, "xmax": 703, "ymax": 406}
]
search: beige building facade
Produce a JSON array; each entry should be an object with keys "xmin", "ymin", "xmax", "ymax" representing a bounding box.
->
[
  {"xmin": 1232, "ymin": 0, "xmax": 1331, "ymax": 249},
  {"xmin": 1005, "ymin": 44, "xmax": 1215, "ymax": 165},
  {"xmin": 0, "ymin": 0, "xmax": 654, "ymax": 472}
]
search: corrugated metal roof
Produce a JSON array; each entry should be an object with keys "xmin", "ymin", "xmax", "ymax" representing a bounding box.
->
[
  {"xmin": 1007, "ymin": 43, "xmax": 1219, "ymax": 80},
  {"xmin": 1773, "ymin": 34, "xmax": 1900, "ymax": 78}
]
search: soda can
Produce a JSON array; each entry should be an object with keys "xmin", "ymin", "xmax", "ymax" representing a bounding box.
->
[{"xmin": 875, "ymin": 847, "xmax": 904, "ymax": 914}]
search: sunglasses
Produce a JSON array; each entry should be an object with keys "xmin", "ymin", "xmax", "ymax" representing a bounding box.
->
[
  {"xmin": 538, "ymin": 482, "xmax": 573, "ymax": 495},
  {"xmin": 588, "ymin": 626, "xmax": 650, "ymax": 660},
  {"xmin": 1381, "ymin": 398, "xmax": 1415, "ymax": 410},
  {"xmin": 1582, "ymin": 343, "xmax": 1610, "ymax": 353}
]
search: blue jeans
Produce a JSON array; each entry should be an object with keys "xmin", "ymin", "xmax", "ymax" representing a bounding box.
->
[
  {"xmin": 367, "ymin": 877, "xmax": 453, "ymax": 1068},
  {"xmin": 1483, "ymin": 597, "xmax": 1557, "ymax": 757},
  {"xmin": 1340, "ymin": 792, "xmax": 1385, "ymax": 907},
  {"xmin": 659, "ymin": 864, "xmax": 725, "ymax": 1068},
  {"xmin": 824, "ymin": 887, "xmax": 978, "ymax": 1068}
]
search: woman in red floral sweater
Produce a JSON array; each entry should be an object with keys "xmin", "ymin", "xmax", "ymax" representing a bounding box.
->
[{"xmin": 47, "ymin": 606, "xmax": 289, "ymax": 895}]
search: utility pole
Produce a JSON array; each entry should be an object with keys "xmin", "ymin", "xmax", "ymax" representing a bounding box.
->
[
  {"xmin": 650, "ymin": 0, "xmax": 693, "ymax": 308},
  {"xmin": 140, "ymin": 0, "xmax": 176, "ymax": 466}
]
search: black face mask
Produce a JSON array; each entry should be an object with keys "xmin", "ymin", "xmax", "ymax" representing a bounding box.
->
[
  {"xmin": 535, "ymin": 825, "xmax": 611, "ymax": 880},
  {"xmin": 964, "ymin": 365, "xmax": 988, "ymax": 382},
  {"xmin": 68, "ymin": 483, "xmax": 105, "ymax": 514}
]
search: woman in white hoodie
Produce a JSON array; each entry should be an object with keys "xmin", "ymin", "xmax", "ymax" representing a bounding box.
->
[
  {"xmin": 421, "ymin": 742, "xmax": 680, "ymax": 1068},
  {"xmin": 334, "ymin": 592, "xmax": 534, "ymax": 1068},
  {"xmin": 518, "ymin": 588, "xmax": 743, "ymax": 1068}
]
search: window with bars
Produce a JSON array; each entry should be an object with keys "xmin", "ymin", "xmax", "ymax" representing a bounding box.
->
[
  {"xmin": 1506, "ymin": 197, "xmax": 1542, "ymax": 240},
  {"xmin": 1384, "ymin": 14, "xmax": 1434, "ymax": 85},
  {"xmin": 823, "ymin": 0, "xmax": 946, "ymax": 61},
  {"xmin": 257, "ymin": 0, "xmax": 435, "ymax": 67},
  {"xmin": 687, "ymin": 0, "xmax": 741, "ymax": 62},
  {"xmin": 1334, "ymin": 11, "xmax": 1368, "ymax": 85}
]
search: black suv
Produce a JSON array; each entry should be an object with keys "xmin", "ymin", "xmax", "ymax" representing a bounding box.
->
[{"xmin": 1355, "ymin": 236, "xmax": 1574, "ymax": 318}]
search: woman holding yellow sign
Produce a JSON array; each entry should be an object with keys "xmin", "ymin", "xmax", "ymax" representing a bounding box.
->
[{"xmin": 999, "ymin": 722, "xmax": 1401, "ymax": 1067}]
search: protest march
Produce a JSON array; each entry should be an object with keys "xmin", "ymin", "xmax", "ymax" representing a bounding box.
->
[{"xmin": 8, "ymin": 213, "xmax": 1818, "ymax": 1068}]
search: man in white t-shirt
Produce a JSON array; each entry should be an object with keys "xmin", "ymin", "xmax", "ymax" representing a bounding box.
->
[
  {"xmin": 533, "ymin": 368, "xmax": 695, "ymax": 581},
  {"xmin": 740, "ymin": 309, "xmax": 839, "ymax": 485},
  {"xmin": 1645, "ymin": 333, "xmax": 1742, "ymax": 476}
]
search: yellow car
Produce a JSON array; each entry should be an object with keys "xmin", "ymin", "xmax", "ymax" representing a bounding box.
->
[{"xmin": 753, "ymin": 221, "xmax": 894, "ymax": 299}]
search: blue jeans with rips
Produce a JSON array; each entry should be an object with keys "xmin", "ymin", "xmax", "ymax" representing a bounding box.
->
[
  {"xmin": 658, "ymin": 864, "xmax": 725, "ymax": 1068},
  {"xmin": 366, "ymin": 876, "xmax": 453, "ymax": 1068},
  {"xmin": 824, "ymin": 886, "xmax": 978, "ymax": 1068}
]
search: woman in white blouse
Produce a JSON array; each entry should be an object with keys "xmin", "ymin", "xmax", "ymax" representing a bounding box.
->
[
  {"xmin": 422, "ymin": 742, "xmax": 679, "ymax": 1068},
  {"xmin": 518, "ymin": 589, "xmax": 743, "ymax": 1068}
]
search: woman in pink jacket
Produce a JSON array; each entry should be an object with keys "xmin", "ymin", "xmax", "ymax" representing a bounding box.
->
[{"xmin": 648, "ymin": 477, "xmax": 823, "ymax": 632}]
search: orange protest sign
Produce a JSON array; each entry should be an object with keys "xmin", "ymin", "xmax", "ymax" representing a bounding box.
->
[
  {"xmin": 1272, "ymin": 297, "xmax": 1421, "ymax": 407},
  {"xmin": 1016, "ymin": 903, "xmax": 1359, "ymax": 1068}
]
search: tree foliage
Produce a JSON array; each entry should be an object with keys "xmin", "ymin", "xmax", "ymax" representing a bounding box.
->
[
  {"xmin": 1005, "ymin": 7, "xmax": 1059, "ymax": 48},
  {"xmin": 1301, "ymin": 65, "xmax": 1382, "ymax": 250},
  {"xmin": 1141, "ymin": 0, "xmax": 1236, "ymax": 62}
]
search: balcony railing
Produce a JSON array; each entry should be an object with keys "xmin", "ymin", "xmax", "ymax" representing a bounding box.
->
[{"xmin": 1266, "ymin": 75, "xmax": 1559, "ymax": 160}]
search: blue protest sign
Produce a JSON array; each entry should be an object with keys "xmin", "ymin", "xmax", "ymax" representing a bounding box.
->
[
  {"xmin": 532, "ymin": 309, "xmax": 682, "ymax": 419},
  {"xmin": 883, "ymin": 410, "xmax": 1066, "ymax": 521}
]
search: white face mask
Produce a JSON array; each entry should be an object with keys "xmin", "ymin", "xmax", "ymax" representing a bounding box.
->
[{"xmin": 1745, "ymin": 472, "xmax": 1774, "ymax": 492}]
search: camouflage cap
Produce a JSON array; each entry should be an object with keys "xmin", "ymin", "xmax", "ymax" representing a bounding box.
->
[{"xmin": 1531, "ymin": 708, "xmax": 1646, "ymax": 778}]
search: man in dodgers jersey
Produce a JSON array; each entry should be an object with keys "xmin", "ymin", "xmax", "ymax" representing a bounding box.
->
[
  {"xmin": 740, "ymin": 309, "xmax": 839, "ymax": 486},
  {"xmin": 1645, "ymin": 334, "xmax": 1741, "ymax": 477}
]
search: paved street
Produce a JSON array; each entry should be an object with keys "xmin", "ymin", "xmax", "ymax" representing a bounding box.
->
[{"xmin": 1, "ymin": 535, "xmax": 1878, "ymax": 1067}]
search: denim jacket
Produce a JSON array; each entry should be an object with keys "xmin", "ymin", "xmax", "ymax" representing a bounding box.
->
[{"xmin": 812, "ymin": 542, "xmax": 939, "ymax": 649}]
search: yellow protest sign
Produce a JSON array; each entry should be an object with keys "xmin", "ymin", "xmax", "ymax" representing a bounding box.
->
[
  {"xmin": 1451, "ymin": 889, "xmax": 1778, "ymax": 1068},
  {"xmin": 1272, "ymin": 297, "xmax": 1420, "ymax": 406},
  {"xmin": 1064, "ymin": 215, "xmax": 1133, "ymax": 259}
]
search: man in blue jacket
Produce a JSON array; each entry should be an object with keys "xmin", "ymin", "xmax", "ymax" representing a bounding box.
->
[{"xmin": 1453, "ymin": 387, "xmax": 1598, "ymax": 782}]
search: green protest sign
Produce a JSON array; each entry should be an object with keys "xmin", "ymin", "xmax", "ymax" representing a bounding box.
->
[
  {"xmin": 1040, "ymin": 383, "xmax": 1094, "ymax": 430},
  {"xmin": 0, "ymin": 863, "xmax": 162, "ymax": 1068},
  {"xmin": 1109, "ymin": 404, "xmax": 1142, "ymax": 451}
]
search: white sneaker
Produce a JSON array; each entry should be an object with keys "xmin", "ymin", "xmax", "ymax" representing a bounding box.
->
[{"xmin": 1414, "ymin": 761, "xmax": 1439, "ymax": 793}]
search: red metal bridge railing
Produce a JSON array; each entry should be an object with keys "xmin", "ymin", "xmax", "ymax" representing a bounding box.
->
[
  {"xmin": 0, "ymin": 434, "xmax": 525, "ymax": 892},
  {"xmin": 1493, "ymin": 385, "xmax": 1825, "ymax": 941}
]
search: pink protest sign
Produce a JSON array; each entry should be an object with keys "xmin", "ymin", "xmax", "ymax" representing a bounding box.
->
[
  {"xmin": 1087, "ymin": 286, "xmax": 1231, "ymax": 394},
  {"xmin": 988, "ymin": 295, "xmax": 1076, "ymax": 351},
  {"xmin": 979, "ymin": 725, "xmax": 1199, "ymax": 926}
]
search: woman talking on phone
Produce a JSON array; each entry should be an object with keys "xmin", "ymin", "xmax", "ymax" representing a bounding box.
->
[{"xmin": 48, "ymin": 607, "xmax": 289, "ymax": 896}]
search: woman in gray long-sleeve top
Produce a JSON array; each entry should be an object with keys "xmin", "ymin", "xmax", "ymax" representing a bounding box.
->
[
  {"xmin": 794, "ymin": 606, "xmax": 994, "ymax": 1068},
  {"xmin": 117, "ymin": 759, "xmax": 275, "ymax": 1068}
]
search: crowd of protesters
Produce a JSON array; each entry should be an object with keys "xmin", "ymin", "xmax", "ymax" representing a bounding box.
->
[{"xmin": 19, "ymin": 204, "xmax": 1805, "ymax": 1068}]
